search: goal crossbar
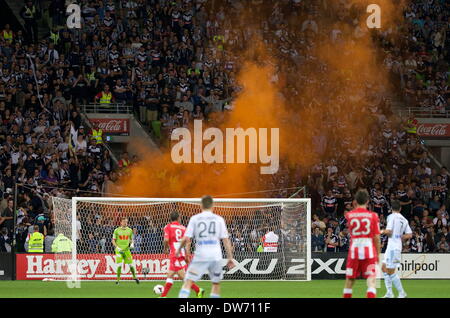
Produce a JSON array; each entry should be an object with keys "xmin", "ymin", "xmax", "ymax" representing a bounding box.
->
[{"xmin": 72, "ymin": 197, "xmax": 311, "ymax": 203}]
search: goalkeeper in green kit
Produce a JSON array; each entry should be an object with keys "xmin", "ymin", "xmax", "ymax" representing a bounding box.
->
[{"xmin": 112, "ymin": 217, "xmax": 139, "ymax": 284}]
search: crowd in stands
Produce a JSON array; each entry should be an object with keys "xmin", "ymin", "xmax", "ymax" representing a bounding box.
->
[
  {"xmin": 395, "ymin": 0, "xmax": 450, "ymax": 114},
  {"xmin": 304, "ymin": 0, "xmax": 450, "ymax": 253},
  {"xmin": 0, "ymin": 0, "xmax": 449, "ymax": 254},
  {"xmin": 0, "ymin": 0, "xmax": 138, "ymax": 251}
]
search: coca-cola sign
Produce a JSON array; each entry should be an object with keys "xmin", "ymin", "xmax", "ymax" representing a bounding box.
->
[
  {"xmin": 89, "ymin": 118, "xmax": 130, "ymax": 136},
  {"xmin": 417, "ymin": 123, "xmax": 450, "ymax": 137}
]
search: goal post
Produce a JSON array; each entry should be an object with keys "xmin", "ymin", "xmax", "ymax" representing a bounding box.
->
[{"xmin": 51, "ymin": 197, "xmax": 311, "ymax": 281}]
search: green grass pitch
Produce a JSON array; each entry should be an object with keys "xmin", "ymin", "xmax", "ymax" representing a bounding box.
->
[{"xmin": 1, "ymin": 280, "xmax": 449, "ymax": 298}]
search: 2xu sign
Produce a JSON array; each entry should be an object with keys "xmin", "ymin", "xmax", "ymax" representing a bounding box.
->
[
  {"xmin": 89, "ymin": 118, "xmax": 130, "ymax": 136},
  {"xmin": 417, "ymin": 123, "xmax": 450, "ymax": 137},
  {"xmin": 15, "ymin": 253, "xmax": 306, "ymax": 280}
]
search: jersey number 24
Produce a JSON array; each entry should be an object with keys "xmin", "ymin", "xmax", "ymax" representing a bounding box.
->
[{"xmin": 198, "ymin": 221, "xmax": 216, "ymax": 238}]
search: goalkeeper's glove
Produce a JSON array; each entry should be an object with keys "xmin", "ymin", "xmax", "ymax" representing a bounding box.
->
[
  {"xmin": 130, "ymin": 242, "xmax": 135, "ymax": 249},
  {"xmin": 116, "ymin": 247, "xmax": 122, "ymax": 252}
]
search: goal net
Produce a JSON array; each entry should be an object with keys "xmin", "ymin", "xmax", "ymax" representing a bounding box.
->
[{"xmin": 50, "ymin": 197, "xmax": 311, "ymax": 281}]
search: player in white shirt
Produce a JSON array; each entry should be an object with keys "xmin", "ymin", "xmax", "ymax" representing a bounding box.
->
[
  {"xmin": 262, "ymin": 228, "xmax": 279, "ymax": 252},
  {"xmin": 176, "ymin": 195, "xmax": 234, "ymax": 298},
  {"xmin": 381, "ymin": 200, "xmax": 412, "ymax": 298}
]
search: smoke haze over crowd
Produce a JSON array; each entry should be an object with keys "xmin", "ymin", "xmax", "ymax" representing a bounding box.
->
[{"xmin": 118, "ymin": 0, "xmax": 408, "ymax": 198}]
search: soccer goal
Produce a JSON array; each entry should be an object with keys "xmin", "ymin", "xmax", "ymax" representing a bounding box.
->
[{"xmin": 51, "ymin": 197, "xmax": 311, "ymax": 281}]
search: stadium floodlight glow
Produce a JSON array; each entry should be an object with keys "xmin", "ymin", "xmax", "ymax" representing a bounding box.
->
[{"xmin": 51, "ymin": 197, "xmax": 311, "ymax": 281}]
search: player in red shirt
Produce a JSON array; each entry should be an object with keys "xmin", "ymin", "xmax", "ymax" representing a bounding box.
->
[
  {"xmin": 343, "ymin": 189, "xmax": 381, "ymax": 298},
  {"xmin": 160, "ymin": 211, "xmax": 204, "ymax": 298}
]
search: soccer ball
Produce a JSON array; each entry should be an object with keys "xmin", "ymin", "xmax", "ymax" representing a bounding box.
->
[{"xmin": 153, "ymin": 284, "xmax": 164, "ymax": 295}]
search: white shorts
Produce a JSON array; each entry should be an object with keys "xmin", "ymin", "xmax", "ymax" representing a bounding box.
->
[
  {"xmin": 184, "ymin": 260, "xmax": 224, "ymax": 283},
  {"xmin": 383, "ymin": 249, "xmax": 401, "ymax": 269}
]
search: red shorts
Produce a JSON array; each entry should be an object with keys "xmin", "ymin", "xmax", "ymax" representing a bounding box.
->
[
  {"xmin": 345, "ymin": 257, "xmax": 377, "ymax": 279},
  {"xmin": 169, "ymin": 256, "xmax": 188, "ymax": 272}
]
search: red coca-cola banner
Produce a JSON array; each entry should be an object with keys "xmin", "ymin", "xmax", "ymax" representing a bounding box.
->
[
  {"xmin": 89, "ymin": 118, "xmax": 130, "ymax": 136},
  {"xmin": 417, "ymin": 123, "xmax": 450, "ymax": 137}
]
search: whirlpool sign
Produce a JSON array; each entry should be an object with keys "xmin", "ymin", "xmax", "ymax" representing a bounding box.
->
[{"xmin": 311, "ymin": 253, "xmax": 450, "ymax": 279}]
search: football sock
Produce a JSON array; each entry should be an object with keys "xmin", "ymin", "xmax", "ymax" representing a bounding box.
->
[
  {"xmin": 130, "ymin": 266, "xmax": 136, "ymax": 279},
  {"xmin": 210, "ymin": 293, "xmax": 220, "ymax": 298},
  {"xmin": 367, "ymin": 287, "xmax": 376, "ymax": 298},
  {"xmin": 191, "ymin": 283, "xmax": 200, "ymax": 293},
  {"xmin": 161, "ymin": 278, "xmax": 173, "ymax": 297},
  {"xmin": 384, "ymin": 272, "xmax": 393, "ymax": 294},
  {"xmin": 390, "ymin": 273, "xmax": 405, "ymax": 294},
  {"xmin": 116, "ymin": 266, "xmax": 122, "ymax": 281},
  {"xmin": 178, "ymin": 288, "xmax": 190, "ymax": 298},
  {"xmin": 343, "ymin": 288, "xmax": 352, "ymax": 298}
]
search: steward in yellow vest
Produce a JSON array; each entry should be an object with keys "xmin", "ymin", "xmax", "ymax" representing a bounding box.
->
[
  {"xmin": 187, "ymin": 67, "xmax": 201, "ymax": 76},
  {"xmin": 27, "ymin": 226, "xmax": 44, "ymax": 253},
  {"xmin": 92, "ymin": 128, "xmax": 103, "ymax": 144},
  {"xmin": 51, "ymin": 233, "xmax": 73, "ymax": 253},
  {"xmin": 256, "ymin": 244, "xmax": 264, "ymax": 252},
  {"xmin": 20, "ymin": 0, "xmax": 39, "ymax": 43},
  {"xmin": 91, "ymin": 122, "xmax": 103, "ymax": 144},
  {"xmin": 118, "ymin": 152, "xmax": 131, "ymax": 173},
  {"xmin": 405, "ymin": 117, "xmax": 418, "ymax": 134},
  {"xmin": 95, "ymin": 84, "xmax": 114, "ymax": 105},
  {"xmin": 22, "ymin": 2, "xmax": 36, "ymax": 20},
  {"xmin": 87, "ymin": 70, "xmax": 96, "ymax": 82},
  {"xmin": 213, "ymin": 35, "xmax": 225, "ymax": 51},
  {"xmin": 100, "ymin": 92, "xmax": 112, "ymax": 104},
  {"xmin": 49, "ymin": 27, "xmax": 60, "ymax": 45},
  {"xmin": 2, "ymin": 24, "xmax": 13, "ymax": 43}
]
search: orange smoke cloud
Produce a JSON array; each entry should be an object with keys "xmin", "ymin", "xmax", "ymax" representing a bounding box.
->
[
  {"xmin": 117, "ymin": 0, "xmax": 407, "ymax": 198},
  {"xmin": 118, "ymin": 49, "xmax": 286, "ymax": 198}
]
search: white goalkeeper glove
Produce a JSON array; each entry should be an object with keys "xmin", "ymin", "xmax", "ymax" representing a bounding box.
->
[
  {"xmin": 130, "ymin": 242, "xmax": 134, "ymax": 249},
  {"xmin": 116, "ymin": 247, "xmax": 122, "ymax": 252}
]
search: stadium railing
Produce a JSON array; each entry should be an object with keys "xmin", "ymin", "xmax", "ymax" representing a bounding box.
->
[
  {"xmin": 81, "ymin": 103, "xmax": 133, "ymax": 114},
  {"xmin": 398, "ymin": 107, "xmax": 450, "ymax": 119}
]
